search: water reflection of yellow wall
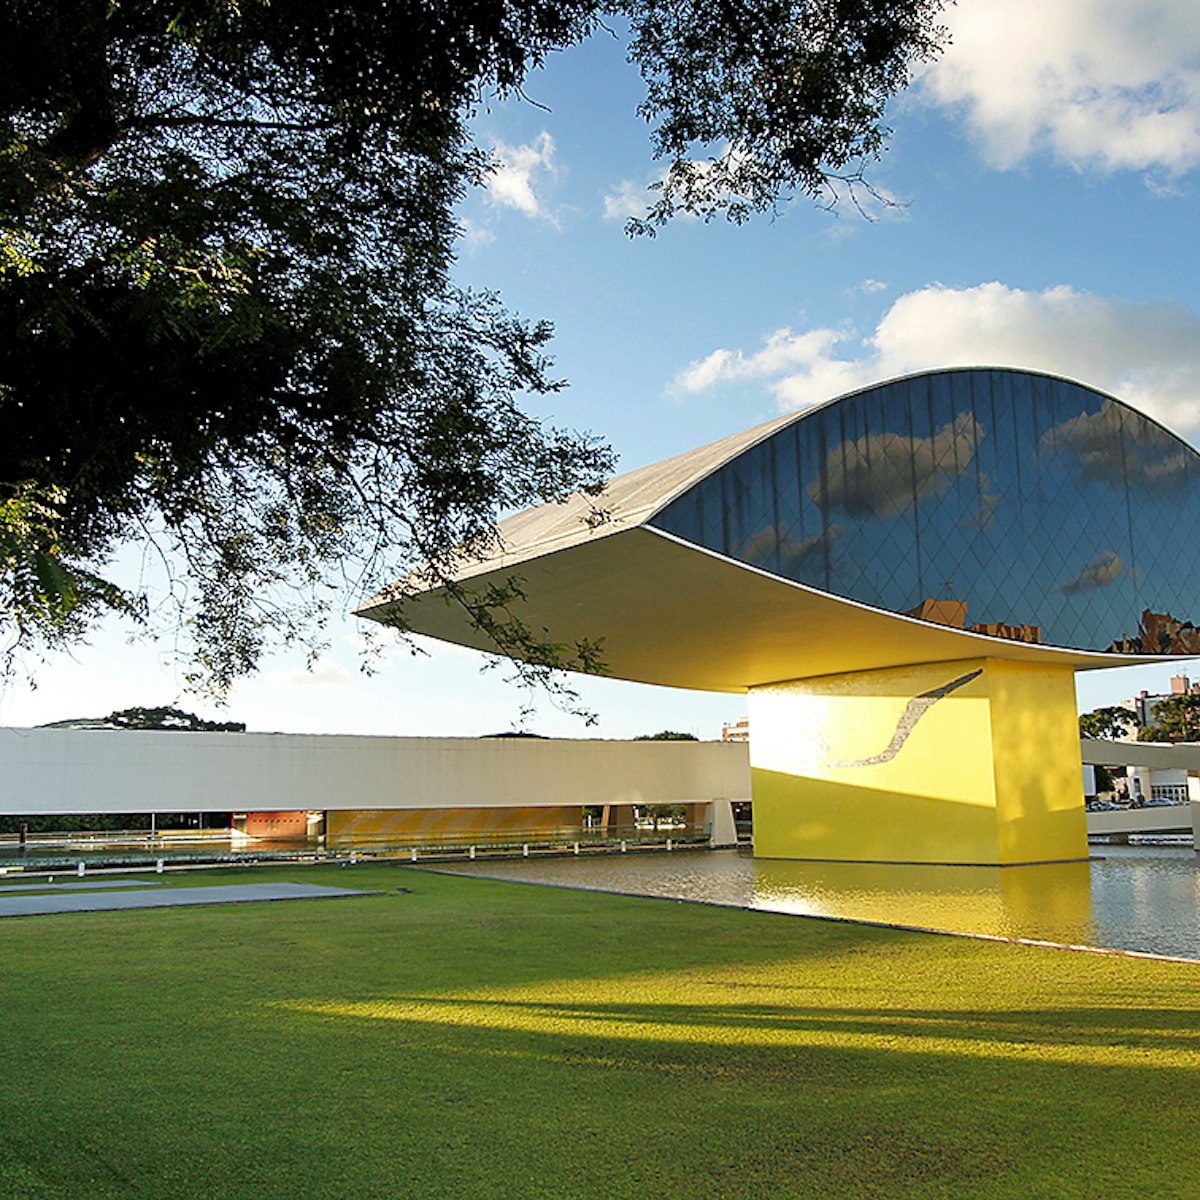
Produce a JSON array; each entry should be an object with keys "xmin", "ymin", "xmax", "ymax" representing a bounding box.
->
[
  {"xmin": 749, "ymin": 658, "xmax": 1088, "ymax": 866},
  {"xmin": 751, "ymin": 856, "xmax": 1095, "ymax": 942}
]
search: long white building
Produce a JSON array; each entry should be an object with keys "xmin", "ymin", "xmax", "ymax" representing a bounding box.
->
[{"xmin": 0, "ymin": 727, "xmax": 747, "ymax": 845}]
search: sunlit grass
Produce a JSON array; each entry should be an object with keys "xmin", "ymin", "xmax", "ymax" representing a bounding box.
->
[
  {"xmin": 283, "ymin": 989, "xmax": 1200, "ymax": 1070},
  {"xmin": 1, "ymin": 864, "xmax": 1198, "ymax": 1199}
]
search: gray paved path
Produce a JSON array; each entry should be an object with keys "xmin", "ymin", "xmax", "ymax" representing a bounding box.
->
[{"xmin": 0, "ymin": 882, "xmax": 373, "ymax": 918}]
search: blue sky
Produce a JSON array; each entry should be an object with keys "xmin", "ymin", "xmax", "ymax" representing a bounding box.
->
[{"xmin": 4, "ymin": 0, "xmax": 1200, "ymax": 734}]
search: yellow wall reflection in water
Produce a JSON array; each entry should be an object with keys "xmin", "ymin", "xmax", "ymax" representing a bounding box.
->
[{"xmin": 751, "ymin": 856, "xmax": 1096, "ymax": 944}]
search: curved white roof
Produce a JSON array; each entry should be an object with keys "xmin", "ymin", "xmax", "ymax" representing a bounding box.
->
[
  {"xmin": 358, "ymin": 370, "xmax": 1179, "ymax": 688},
  {"xmin": 426, "ymin": 411, "xmax": 796, "ymax": 582}
]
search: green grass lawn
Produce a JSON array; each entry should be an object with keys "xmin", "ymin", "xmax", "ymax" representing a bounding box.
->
[{"xmin": 1, "ymin": 863, "xmax": 1198, "ymax": 1199}]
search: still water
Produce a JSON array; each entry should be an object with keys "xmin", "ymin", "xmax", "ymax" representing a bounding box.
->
[{"xmin": 436, "ymin": 845, "xmax": 1200, "ymax": 962}]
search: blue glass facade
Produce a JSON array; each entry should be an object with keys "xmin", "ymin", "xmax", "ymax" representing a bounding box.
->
[{"xmin": 648, "ymin": 369, "xmax": 1200, "ymax": 654}]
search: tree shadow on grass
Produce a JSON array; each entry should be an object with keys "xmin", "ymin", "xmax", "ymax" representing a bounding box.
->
[
  {"xmin": 255, "ymin": 991, "xmax": 1200, "ymax": 1199},
  {"xmin": 279, "ymin": 992, "xmax": 1200, "ymax": 1057}
]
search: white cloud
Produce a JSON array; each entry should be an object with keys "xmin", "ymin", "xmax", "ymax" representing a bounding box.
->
[
  {"xmin": 603, "ymin": 179, "xmax": 650, "ymax": 222},
  {"xmin": 918, "ymin": 0, "xmax": 1200, "ymax": 175},
  {"xmin": 458, "ymin": 217, "xmax": 495, "ymax": 254},
  {"xmin": 1058, "ymin": 551, "xmax": 1126, "ymax": 595},
  {"xmin": 675, "ymin": 327, "xmax": 844, "ymax": 393},
  {"xmin": 487, "ymin": 132, "xmax": 560, "ymax": 222},
  {"xmin": 603, "ymin": 146, "xmax": 759, "ymax": 225},
  {"xmin": 671, "ymin": 282, "xmax": 1200, "ymax": 437},
  {"xmin": 1042, "ymin": 401, "xmax": 1193, "ymax": 493},
  {"xmin": 733, "ymin": 522, "xmax": 844, "ymax": 574},
  {"xmin": 810, "ymin": 413, "xmax": 983, "ymax": 518}
]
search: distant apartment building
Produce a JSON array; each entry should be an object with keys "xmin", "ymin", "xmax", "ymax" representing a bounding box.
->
[
  {"xmin": 721, "ymin": 717, "xmax": 749, "ymax": 743},
  {"xmin": 1132, "ymin": 674, "xmax": 1200, "ymax": 727}
]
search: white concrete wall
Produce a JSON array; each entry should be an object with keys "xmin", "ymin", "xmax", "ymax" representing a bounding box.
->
[
  {"xmin": 1150, "ymin": 768, "xmax": 1189, "ymax": 788},
  {"xmin": 1082, "ymin": 738, "xmax": 1200, "ymax": 769},
  {"xmin": 0, "ymin": 728, "xmax": 751, "ymax": 815},
  {"xmin": 1086, "ymin": 806, "xmax": 1193, "ymax": 836}
]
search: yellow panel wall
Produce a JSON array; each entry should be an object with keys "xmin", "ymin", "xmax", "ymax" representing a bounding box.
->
[
  {"xmin": 326, "ymin": 806, "xmax": 585, "ymax": 843},
  {"xmin": 987, "ymin": 659, "xmax": 1089, "ymax": 863},
  {"xmin": 749, "ymin": 658, "xmax": 1087, "ymax": 866}
]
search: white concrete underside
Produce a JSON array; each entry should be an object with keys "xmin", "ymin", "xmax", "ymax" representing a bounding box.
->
[{"xmin": 361, "ymin": 526, "xmax": 1148, "ymax": 693}]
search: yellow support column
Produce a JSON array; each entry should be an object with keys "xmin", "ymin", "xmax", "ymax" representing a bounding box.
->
[{"xmin": 749, "ymin": 658, "xmax": 1087, "ymax": 866}]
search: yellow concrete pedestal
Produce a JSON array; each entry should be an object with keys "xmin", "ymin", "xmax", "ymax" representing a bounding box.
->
[{"xmin": 749, "ymin": 658, "xmax": 1088, "ymax": 866}]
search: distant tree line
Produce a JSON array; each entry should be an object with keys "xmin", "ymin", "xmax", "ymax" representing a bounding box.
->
[
  {"xmin": 4, "ymin": 705, "xmax": 242, "ymax": 834},
  {"xmin": 0, "ymin": 812, "xmax": 228, "ymax": 835},
  {"xmin": 105, "ymin": 705, "xmax": 245, "ymax": 732},
  {"xmin": 1079, "ymin": 697, "xmax": 1200, "ymax": 744}
]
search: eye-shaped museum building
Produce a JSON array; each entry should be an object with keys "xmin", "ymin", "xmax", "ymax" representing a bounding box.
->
[{"xmin": 359, "ymin": 368, "xmax": 1200, "ymax": 866}]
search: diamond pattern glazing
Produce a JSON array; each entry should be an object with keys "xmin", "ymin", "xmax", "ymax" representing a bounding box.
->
[{"xmin": 648, "ymin": 369, "xmax": 1200, "ymax": 653}]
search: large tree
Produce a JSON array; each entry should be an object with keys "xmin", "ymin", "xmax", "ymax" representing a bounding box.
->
[
  {"xmin": 1138, "ymin": 695, "xmax": 1200, "ymax": 743},
  {"xmin": 1078, "ymin": 706, "xmax": 1136, "ymax": 742},
  {"xmin": 0, "ymin": 0, "xmax": 945, "ymax": 690}
]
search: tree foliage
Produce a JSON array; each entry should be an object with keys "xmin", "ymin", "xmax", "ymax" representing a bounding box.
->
[
  {"xmin": 0, "ymin": 0, "xmax": 946, "ymax": 690},
  {"xmin": 1137, "ymin": 695, "xmax": 1200, "ymax": 743},
  {"xmin": 1078, "ymin": 706, "xmax": 1135, "ymax": 741},
  {"xmin": 107, "ymin": 704, "xmax": 245, "ymax": 731},
  {"xmin": 0, "ymin": 811, "xmax": 139, "ymax": 834},
  {"xmin": 634, "ymin": 730, "xmax": 699, "ymax": 740},
  {"xmin": 626, "ymin": 0, "xmax": 945, "ymax": 230},
  {"xmin": 0, "ymin": 808, "xmax": 225, "ymax": 833}
]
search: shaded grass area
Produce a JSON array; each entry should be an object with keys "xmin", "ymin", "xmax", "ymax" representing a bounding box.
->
[{"xmin": 1, "ymin": 864, "xmax": 1198, "ymax": 1199}]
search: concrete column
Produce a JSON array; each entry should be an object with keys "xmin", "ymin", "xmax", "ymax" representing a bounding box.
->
[
  {"xmin": 748, "ymin": 657, "xmax": 1088, "ymax": 866},
  {"xmin": 1127, "ymin": 766, "xmax": 1152, "ymax": 805},
  {"xmin": 604, "ymin": 805, "xmax": 638, "ymax": 837},
  {"xmin": 708, "ymin": 800, "xmax": 737, "ymax": 847}
]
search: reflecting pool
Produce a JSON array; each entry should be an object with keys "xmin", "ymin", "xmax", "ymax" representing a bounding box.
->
[{"xmin": 434, "ymin": 845, "xmax": 1200, "ymax": 962}]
